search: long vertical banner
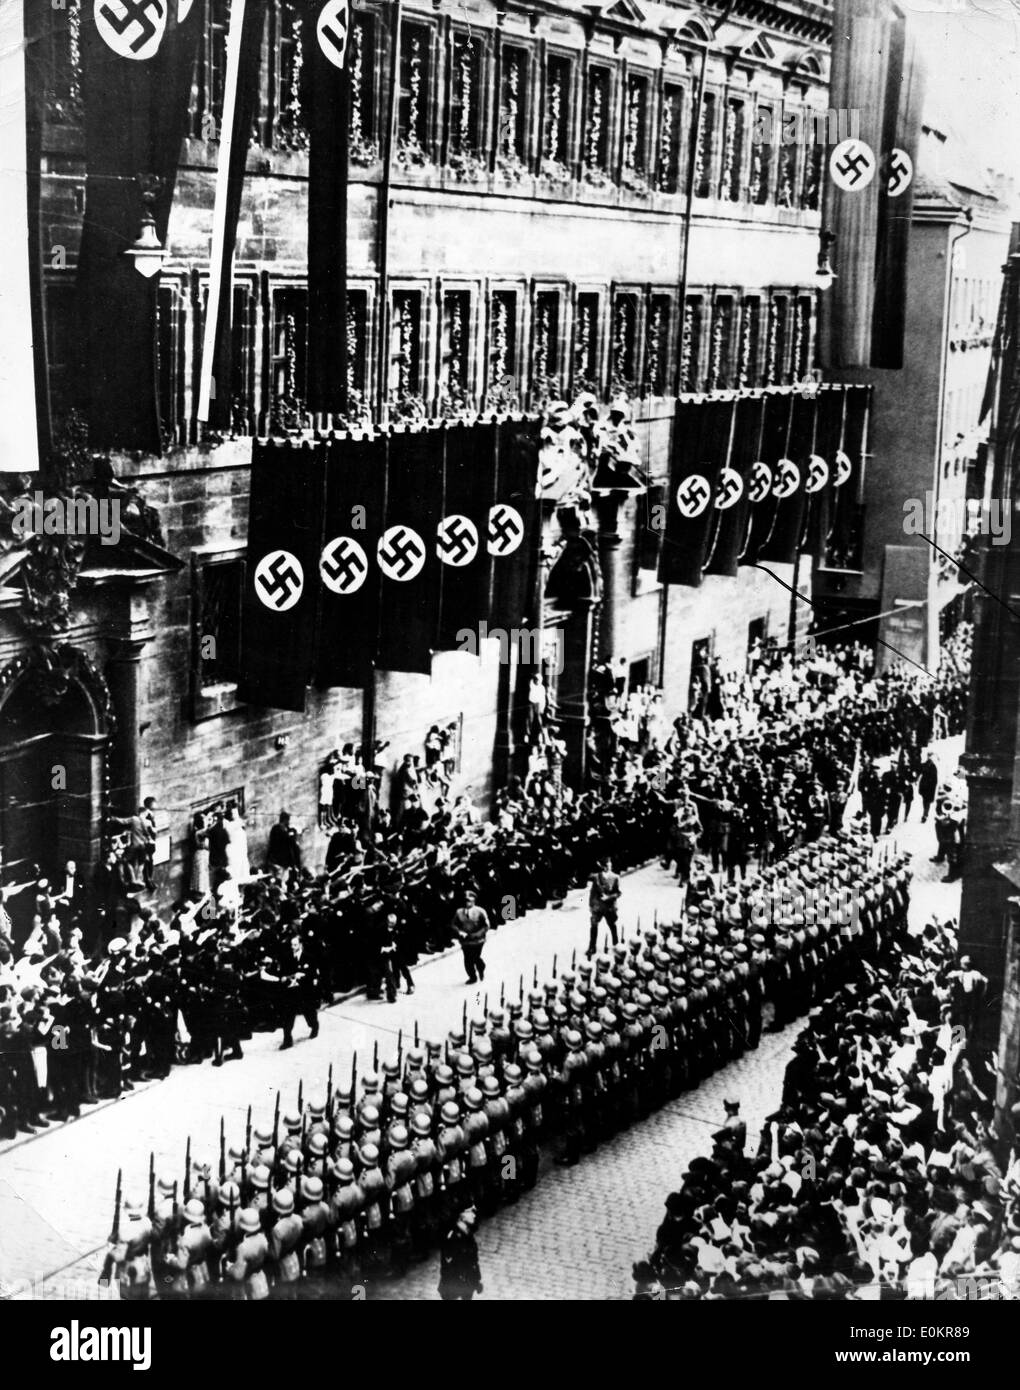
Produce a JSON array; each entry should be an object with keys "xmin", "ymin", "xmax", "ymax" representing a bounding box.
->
[
  {"xmin": 1, "ymin": 0, "xmax": 42, "ymax": 471},
  {"xmin": 436, "ymin": 420, "xmax": 497, "ymax": 650},
  {"xmin": 490, "ymin": 418, "xmax": 542, "ymax": 630},
  {"xmin": 759, "ymin": 390, "xmax": 816, "ymax": 566},
  {"xmin": 376, "ymin": 425, "xmax": 446, "ymax": 674},
  {"xmin": 305, "ymin": 0, "xmax": 351, "ymax": 412},
  {"xmin": 707, "ymin": 393, "xmax": 765, "ymax": 578},
  {"xmin": 77, "ymin": 0, "xmax": 202, "ymax": 451},
  {"xmin": 658, "ymin": 397, "xmax": 732, "ymax": 588},
  {"xmin": 198, "ymin": 0, "xmax": 268, "ymax": 427},
  {"xmin": 316, "ymin": 433, "xmax": 385, "ymax": 688},
  {"xmin": 238, "ymin": 439, "xmax": 326, "ymax": 710}
]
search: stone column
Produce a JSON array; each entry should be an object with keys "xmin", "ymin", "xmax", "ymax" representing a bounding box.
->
[
  {"xmin": 593, "ymin": 492, "xmax": 625, "ymax": 663},
  {"xmin": 557, "ymin": 598, "xmax": 595, "ymax": 788},
  {"xmin": 105, "ymin": 637, "xmax": 145, "ymax": 816}
]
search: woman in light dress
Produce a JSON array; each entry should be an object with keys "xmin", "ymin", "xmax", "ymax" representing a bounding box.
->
[
  {"xmin": 190, "ymin": 811, "xmax": 211, "ymax": 897},
  {"xmin": 222, "ymin": 802, "xmax": 252, "ymax": 884}
]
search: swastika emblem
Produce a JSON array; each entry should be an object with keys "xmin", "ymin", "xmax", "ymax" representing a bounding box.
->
[
  {"xmin": 95, "ymin": 0, "xmax": 168, "ymax": 60},
  {"xmin": 316, "ymin": 0, "xmax": 350, "ymax": 69},
  {"xmin": 833, "ymin": 451, "xmax": 852, "ymax": 487},
  {"xmin": 748, "ymin": 462, "xmax": 772, "ymax": 503},
  {"xmin": 378, "ymin": 525, "xmax": 425, "ymax": 582},
  {"xmin": 676, "ymin": 473, "xmax": 711, "ymax": 519},
  {"xmin": 437, "ymin": 514, "xmax": 479, "ymax": 567},
  {"xmin": 888, "ymin": 147, "xmax": 913, "ymax": 198},
  {"xmin": 714, "ymin": 467, "xmax": 743, "ymax": 511},
  {"xmin": 806, "ymin": 454, "xmax": 829, "ymax": 494},
  {"xmin": 487, "ymin": 504, "xmax": 524, "ymax": 557},
  {"xmin": 773, "ymin": 458, "xmax": 800, "ymax": 500},
  {"xmin": 830, "ymin": 138, "xmax": 876, "ymax": 193},
  {"xmin": 254, "ymin": 550, "xmax": 304, "ymax": 612},
  {"xmin": 320, "ymin": 536, "xmax": 368, "ymax": 595}
]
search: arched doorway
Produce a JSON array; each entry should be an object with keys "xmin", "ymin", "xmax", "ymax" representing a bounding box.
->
[{"xmin": 0, "ymin": 647, "xmax": 112, "ymax": 883}]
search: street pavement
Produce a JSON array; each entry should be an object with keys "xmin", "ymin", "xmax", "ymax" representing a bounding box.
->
[{"xmin": 0, "ymin": 739, "xmax": 964, "ymax": 1300}]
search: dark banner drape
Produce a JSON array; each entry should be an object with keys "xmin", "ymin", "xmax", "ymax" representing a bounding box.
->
[
  {"xmin": 805, "ymin": 384, "xmax": 847, "ymax": 559},
  {"xmin": 871, "ymin": 12, "xmax": 924, "ymax": 369},
  {"xmin": 827, "ymin": 385, "xmax": 872, "ymax": 567},
  {"xmin": 77, "ymin": 0, "xmax": 202, "ymax": 451},
  {"xmin": 707, "ymin": 393, "xmax": 764, "ymax": 578},
  {"xmin": 436, "ymin": 421, "xmax": 497, "ymax": 650},
  {"xmin": 820, "ymin": 0, "xmax": 892, "ymax": 371},
  {"xmin": 303, "ymin": 0, "xmax": 350, "ymax": 413},
  {"xmin": 316, "ymin": 434, "xmax": 385, "ymax": 687},
  {"xmin": 490, "ymin": 418, "xmax": 542, "ymax": 630},
  {"xmin": 759, "ymin": 391, "xmax": 816, "ymax": 566},
  {"xmin": 205, "ymin": 0, "xmax": 268, "ymax": 430},
  {"xmin": 638, "ymin": 481, "xmax": 667, "ymax": 572},
  {"xmin": 658, "ymin": 398, "xmax": 732, "ymax": 589},
  {"xmin": 741, "ymin": 389, "xmax": 794, "ymax": 566},
  {"xmin": 239, "ymin": 439, "xmax": 326, "ymax": 710},
  {"xmin": 376, "ymin": 426, "xmax": 445, "ymax": 674}
]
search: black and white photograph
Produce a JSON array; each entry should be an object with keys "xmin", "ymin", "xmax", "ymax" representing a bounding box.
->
[{"xmin": 0, "ymin": 0, "xmax": 1019, "ymax": 1349}]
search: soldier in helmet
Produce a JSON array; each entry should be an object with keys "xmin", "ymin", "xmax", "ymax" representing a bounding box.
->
[
  {"xmin": 556, "ymin": 1029, "xmax": 589, "ymax": 1167},
  {"xmin": 109, "ymin": 1196, "xmax": 154, "ymax": 1302},
  {"xmin": 438, "ymin": 1204, "xmax": 483, "ymax": 1302},
  {"xmin": 384, "ymin": 1122, "xmax": 417, "ymax": 1277},
  {"xmin": 163, "ymin": 1198, "xmax": 213, "ymax": 1300},
  {"xmin": 209, "ymin": 1180, "xmax": 242, "ymax": 1285},
  {"xmin": 298, "ymin": 1174, "xmax": 331, "ymax": 1297},
  {"xmin": 266, "ymin": 1185, "xmax": 304, "ymax": 1298},
  {"xmin": 225, "ymin": 1208, "xmax": 270, "ymax": 1301},
  {"xmin": 330, "ymin": 1158, "xmax": 364, "ymax": 1296},
  {"xmin": 462, "ymin": 1086, "xmax": 491, "ymax": 1213},
  {"xmin": 436, "ymin": 1099, "xmax": 468, "ymax": 1232},
  {"xmin": 409, "ymin": 1108, "xmax": 440, "ymax": 1258}
]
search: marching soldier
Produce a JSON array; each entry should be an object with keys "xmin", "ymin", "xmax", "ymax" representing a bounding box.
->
[
  {"xmin": 266, "ymin": 1186, "xmax": 304, "ymax": 1299},
  {"xmin": 110, "ymin": 1197, "xmax": 154, "ymax": 1302},
  {"xmin": 225, "ymin": 1208, "xmax": 270, "ymax": 1301},
  {"xmin": 163, "ymin": 1198, "xmax": 212, "ymax": 1300}
]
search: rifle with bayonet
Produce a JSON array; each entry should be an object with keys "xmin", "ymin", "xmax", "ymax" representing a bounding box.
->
[{"xmin": 98, "ymin": 1168, "xmax": 122, "ymax": 1285}]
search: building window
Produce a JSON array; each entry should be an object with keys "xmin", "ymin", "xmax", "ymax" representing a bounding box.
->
[
  {"xmin": 190, "ymin": 0, "xmax": 230, "ymax": 141},
  {"xmin": 44, "ymin": 4, "xmax": 82, "ymax": 124},
  {"xmin": 447, "ymin": 32, "xmax": 484, "ymax": 165},
  {"xmin": 346, "ymin": 289, "xmax": 369, "ymax": 412},
  {"xmin": 268, "ymin": 1, "xmax": 308, "ymax": 151},
  {"xmin": 498, "ymin": 45, "xmax": 529, "ymax": 171},
  {"xmin": 623, "ymin": 74, "xmax": 650, "ymax": 189},
  {"xmin": 531, "ymin": 291, "xmax": 562, "ymax": 403},
  {"xmin": 572, "ymin": 292, "xmax": 601, "ymax": 396},
  {"xmin": 749, "ymin": 102, "xmax": 773, "ymax": 204},
  {"xmin": 488, "ymin": 291, "xmax": 518, "ymax": 404},
  {"xmin": 397, "ymin": 22, "xmax": 432, "ymax": 161},
  {"xmin": 193, "ymin": 279, "xmax": 256, "ymax": 437},
  {"xmin": 793, "ymin": 296, "xmax": 813, "ymax": 381},
  {"xmin": 390, "ymin": 289, "xmax": 424, "ymax": 403},
  {"xmin": 802, "ymin": 141, "xmax": 822, "ymax": 211},
  {"xmin": 269, "ymin": 286, "xmax": 308, "ymax": 434},
  {"xmin": 645, "ymin": 295, "xmax": 671, "ymax": 397},
  {"xmin": 657, "ymin": 84, "xmax": 685, "ymax": 194},
  {"xmin": 679, "ymin": 295, "xmax": 702, "ymax": 392},
  {"xmin": 349, "ymin": 11, "xmax": 379, "ymax": 165},
  {"xmin": 722, "ymin": 100, "xmax": 746, "ymax": 201},
  {"xmin": 778, "ymin": 125, "xmax": 797, "ymax": 207},
  {"xmin": 610, "ymin": 294, "xmax": 640, "ymax": 396},
  {"xmin": 708, "ymin": 295, "xmax": 735, "ymax": 390},
  {"xmin": 194, "ymin": 556, "xmax": 245, "ymax": 691},
  {"xmin": 737, "ymin": 297, "xmax": 761, "ymax": 388},
  {"xmin": 543, "ymin": 54, "xmax": 572, "ymax": 175},
  {"xmin": 766, "ymin": 296, "xmax": 789, "ymax": 386},
  {"xmin": 156, "ymin": 283, "xmax": 186, "ymax": 447},
  {"xmin": 583, "ymin": 66, "xmax": 613, "ymax": 182},
  {"xmin": 439, "ymin": 290, "xmax": 472, "ymax": 413},
  {"xmin": 694, "ymin": 92, "xmax": 716, "ymax": 199}
]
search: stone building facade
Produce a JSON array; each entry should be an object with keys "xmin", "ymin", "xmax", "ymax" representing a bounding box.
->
[{"xmin": 7, "ymin": 0, "xmax": 836, "ymax": 896}]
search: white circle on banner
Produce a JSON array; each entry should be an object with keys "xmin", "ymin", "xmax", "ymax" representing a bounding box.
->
[
  {"xmin": 254, "ymin": 550, "xmax": 304, "ymax": 611},
  {"xmin": 834, "ymin": 451, "xmax": 852, "ymax": 486},
  {"xmin": 378, "ymin": 525, "xmax": 426, "ymax": 582},
  {"xmin": 320, "ymin": 536, "xmax": 368, "ymax": 595},
  {"xmin": 94, "ymin": 0, "xmax": 168, "ymax": 61},
  {"xmin": 437, "ymin": 515, "xmax": 479, "ymax": 567},
  {"xmin": 806, "ymin": 455, "xmax": 829, "ymax": 493},
  {"xmin": 487, "ymin": 504, "xmax": 524, "ymax": 557},
  {"xmin": 773, "ymin": 459, "xmax": 800, "ymax": 500},
  {"xmin": 714, "ymin": 467, "xmax": 743, "ymax": 511},
  {"xmin": 830, "ymin": 138, "xmax": 876, "ymax": 193},
  {"xmin": 317, "ymin": 0, "xmax": 350, "ymax": 69},
  {"xmin": 749, "ymin": 462, "xmax": 772, "ymax": 503},
  {"xmin": 888, "ymin": 148, "xmax": 913, "ymax": 198},
  {"xmin": 675, "ymin": 473, "xmax": 711, "ymax": 519}
]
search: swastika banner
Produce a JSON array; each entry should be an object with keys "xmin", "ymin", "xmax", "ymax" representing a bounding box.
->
[
  {"xmin": 77, "ymin": 0, "xmax": 203, "ymax": 451},
  {"xmin": 826, "ymin": 384, "xmax": 872, "ymax": 566},
  {"xmin": 707, "ymin": 393, "xmax": 766, "ymax": 579},
  {"xmin": 804, "ymin": 384, "xmax": 847, "ymax": 560},
  {"xmin": 490, "ymin": 418, "xmax": 541, "ymax": 631},
  {"xmin": 238, "ymin": 439, "xmax": 326, "ymax": 711},
  {"xmin": 376, "ymin": 426, "xmax": 446, "ymax": 675},
  {"xmin": 758, "ymin": 390, "xmax": 816, "ymax": 566},
  {"xmin": 741, "ymin": 389, "xmax": 795, "ymax": 567},
  {"xmin": 316, "ymin": 434, "xmax": 385, "ymax": 688},
  {"xmin": 436, "ymin": 420, "xmax": 497, "ymax": 651},
  {"xmin": 657, "ymin": 397, "xmax": 731, "ymax": 589}
]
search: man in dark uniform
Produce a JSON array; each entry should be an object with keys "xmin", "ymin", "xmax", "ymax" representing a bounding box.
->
[
  {"xmin": 438, "ymin": 1204, "xmax": 483, "ymax": 1301},
  {"xmin": 587, "ymin": 857, "xmax": 622, "ymax": 956}
]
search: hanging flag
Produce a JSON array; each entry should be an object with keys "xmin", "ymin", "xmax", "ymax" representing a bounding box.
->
[
  {"xmin": 805, "ymin": 384, "xmax": 847, "ymax": 559},
  {"xmin": 436, "ymin": 420, "xmax": 497, "ymax": 650},
  {"xmin": 820, "ymin": 0, "xmax": 892, "ymax": 371},
  {"xmin": 489, "ymin": 418, "xmax": 542, "ymax": 630},
  {"xmin": 76, "ymin": 0, "xmax": 203, "ymax": 451},
  {"xmin": 707, "ymin": 394, "xmax": 763, "ymax": 578},
  {"xmin": 238, "ymin": 439, "xmax": 327, "ymax": 711},
  {"xmin": 871, "ymin": 8, "xmax": 924, "ymax": 369},
  {"xmin": 316, "ymin": 432, "xmax": 385, "ymax": 687},
  {"xmin": 197, "ymin": 0, "xmax": 268, "ymax": 427},
  {"xmin": 304, "ymin": 0, "xmax": 350, "ymax": 413},
  {"xmin": 741, "ymin": 389, "xmax": 794, "ymax": 567},
  {"xmin": 827, "ymin": 385, "xmax": 872, "ymax": 567},
  {"xmin": 759, "ymin": 391, "xmax": 817, "ymax": 566},
  {"xmin": 658, "ymin": 398, "xmax": 732, "ymax": 589},
  {"xmin": 376, "ymin": 426, "xmax": 446, "ymax": 674}
]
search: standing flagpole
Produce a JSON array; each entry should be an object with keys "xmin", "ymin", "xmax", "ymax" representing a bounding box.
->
[{"xmin": 197, "ymin": 0, "xmax": 247, "ymax": 422}]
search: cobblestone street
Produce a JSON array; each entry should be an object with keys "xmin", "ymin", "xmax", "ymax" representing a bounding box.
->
[{"xmin": 0, "ymin": 744, "xmax": 963, "ymax": 1300}]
